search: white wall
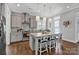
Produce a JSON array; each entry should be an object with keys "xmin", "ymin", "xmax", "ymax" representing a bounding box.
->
[
  {"xmin": 75, "ymin": 13, "xmax": 79, "ymax": 42},
  {"xmin": 60, "ymin": 8, "xmax": 79, "ymax": 43},
  {"xmin": 0, "ymin": 4, "xmax": 1, "ymax": 16},
  {"xmin": 0, "ymin": 4, "xmax": 1, "ymax": 28},
  {"xmin": 4, "ymin": 4, "xmax": 11, "ymax": 45}
]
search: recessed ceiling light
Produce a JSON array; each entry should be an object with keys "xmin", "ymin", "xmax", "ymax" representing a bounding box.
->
[
  {"xmin": 43, "ymin": 4, "xmax": 46, "ymax": 7},
  {"xmin": 66, "ymin": 6, "xmax": 70, "ymax": 8},
  {"xmin": 17, "ymin": 4, "xmax": 20, "ymax": 7},
  {"xmin": 77, "ymin": 12, "xmax": 79, "ymax": 14},
  {"xmin": 37, "ymin": 10, "xmax": 40, "ymax": 12}
]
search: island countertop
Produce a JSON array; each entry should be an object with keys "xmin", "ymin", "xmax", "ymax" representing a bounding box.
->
[
  {"xmin": 29, "ymin": 32, "xmax": 53, "ymax": 51},
  {"xmin": 30, "ymin": 32, "xmax": 53, "ymax": 38}
]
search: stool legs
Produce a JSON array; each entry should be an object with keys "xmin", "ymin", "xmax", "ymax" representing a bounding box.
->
[
  {"xmin": 39, "ymin": 43, "xmax": 48, "ymax": 55},
  {"xmin": 49, "ymin": 40, "xmax": 56, "ymax": 53},
  {"xmin": 40, "ymin": 44, "xmax": 41, "ymax": 55},
  {"xmin": 46, "ymin": 43, "xmax": 48, "ymax": 54}
]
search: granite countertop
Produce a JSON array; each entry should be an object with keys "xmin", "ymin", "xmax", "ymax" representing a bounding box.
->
[
  {"xmin": 30, "ymin": 29, "xmax": 50, "ymax": 33},
  {"xmin": 31, "ymin": 32, "xmax": 52, "ymax": 38}
]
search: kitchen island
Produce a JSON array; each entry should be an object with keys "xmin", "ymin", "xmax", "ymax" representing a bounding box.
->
[{"xmin": 29, "ymin": 32, "xmax": 53, "ymax": 55}]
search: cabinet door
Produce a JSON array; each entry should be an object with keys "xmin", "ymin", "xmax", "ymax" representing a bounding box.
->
[
  {"xmin": 11, "ymin": 15, "xmax": 17, "ymax": 27},
  {"xmin": 16, "ymin": 16, "xmax": 22, "ymax": 28},
  {"xmin": 11, "ymin": 32, "xmax": 17, "ymax": 42},
  {"xmin": 31, "ymin": 16, "xmax": 37, "ymax": 28},
  {"xmin": 11, "ymin": 32, "xmax": 23, "ymax": 42},
  {"xmin": 33, "ymin": 19, "xmax": 37, "ymax": 28}
]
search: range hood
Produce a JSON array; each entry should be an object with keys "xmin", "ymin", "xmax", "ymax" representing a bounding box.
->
[{"xmin": 22, "ymin": 13, "xmax": 29, "ymax": 24}]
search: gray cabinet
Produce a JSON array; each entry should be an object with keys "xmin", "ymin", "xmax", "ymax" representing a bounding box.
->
[
  {"xmin": 30, "ymin": 16, "xmax": 37, "ymax": 28},
  {"xmin": 11, "ymin": 15, "xmax": 17, "ymax": 27},
  {"xmin": 11, "ymin": 12, "xmax": 23, "ymax": 42},
  {"xmin": 11, "ymin": 31, "xmax": 23, "ymax": 42},
  {"xmin": 11, "ymin": 14, "xmax": 23, "ymax": 28}
]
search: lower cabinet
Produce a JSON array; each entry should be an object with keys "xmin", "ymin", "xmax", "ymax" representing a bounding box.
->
[
  {"xmin": 29, "ymin": 35, "xmax": 34, "ymax": 50},
  {"xmin": 11, "ymin": 31, "xmax": 23, "ymax": 42}
]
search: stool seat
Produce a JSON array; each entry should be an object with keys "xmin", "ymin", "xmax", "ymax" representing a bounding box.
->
[
  {"xmin": 49, "ymin": 39, "xmax": 55, "ymax": 41},
  {"xmin": 40, "ymin": 41, "xmax": 47, "ymax": 43},
  {"xmin": 38, "ymin": 39, "xmax": 47, "ymax": 43}
]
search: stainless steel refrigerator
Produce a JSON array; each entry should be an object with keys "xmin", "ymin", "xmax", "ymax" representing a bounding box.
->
[{"xmin": 0, "ymin": 3, "xmax": 6, "ymax": 55}]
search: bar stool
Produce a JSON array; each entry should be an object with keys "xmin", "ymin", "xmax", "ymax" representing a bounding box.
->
[
  {"xmin": 55, "ymin": 33, "xmax": 62, "ymax": 40},
  {"xmin": 54, "ymin": 33, "xmax": 63, "ymax": 54},
  {"xmin": 38, "ymin": 36, "xmax": 48, "ymax": 55},
  {"xmin": 48, "ymin": 35, "xmax": 56, "ymax": 52},
  {"xmin": 58, "ymin": 33, "xmax": 63, "ymax": 49},
  {"xmin": 55, "ymin": 33, "xmax": 62, "ymax": 47}
]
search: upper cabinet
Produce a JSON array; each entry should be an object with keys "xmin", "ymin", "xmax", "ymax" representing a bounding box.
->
[
  {"xmin": 11, "ymin": 15, "xmax": 17, "ymax": 27},
  {"xmin": 11, "ymin": 12, "xmax": 23, "ymax": 28},
  {"xmin": 11, "ymin": 12, "xmax": 41, "ymax": 32},
  {"xmin": 16, "ymin": 15, "xmax": 23, "ymax": 28},
  {"xmin": 11, "ymin": 12, "xmax": 37, "ymax": 31},
  {"xmin": 30, "ymin": 16, "xmax": 37, "ymax": 29}
]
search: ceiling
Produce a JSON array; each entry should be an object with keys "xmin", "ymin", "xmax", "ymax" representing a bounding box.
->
[{"xmin": 7, "ymin": 3, "xmax": 79, "ymax": 17}]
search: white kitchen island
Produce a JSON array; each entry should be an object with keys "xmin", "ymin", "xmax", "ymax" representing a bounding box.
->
[{"xmin": 29, "ymin": 32, "xmax": 53, "ymax": 55}]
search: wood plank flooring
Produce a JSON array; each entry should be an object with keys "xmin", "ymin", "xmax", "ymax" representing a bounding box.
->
[{"xmin": 6, "ymin": 39, "xmax": 79, "ymax": 55}]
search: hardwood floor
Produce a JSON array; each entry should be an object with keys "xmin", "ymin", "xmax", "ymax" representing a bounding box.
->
[{"xmin": 6, "ymin": 38, "xmax": 79, "ymax": 55}]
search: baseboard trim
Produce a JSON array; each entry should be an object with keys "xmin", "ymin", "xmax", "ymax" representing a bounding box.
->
[
  {"xmin": 10, "ymin": 40, "xmax": 29, "ymax": 44},
  {"xmin": 62, "ymin": 38, "xmax": 77, "ymax": 43}
]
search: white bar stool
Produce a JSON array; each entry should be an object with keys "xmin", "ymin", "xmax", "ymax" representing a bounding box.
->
[
  {"xmin": 54, "ymin": 33, "xmax": 63, "ymax": 54},
  {"xmin": 38, "ymin": 36, "xmax": 48, "ymax": 55},
  {"xmin": 48, "ymin": 35, "xmax": 56, "ymax": 52}
]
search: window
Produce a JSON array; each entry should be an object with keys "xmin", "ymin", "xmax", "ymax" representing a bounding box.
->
[
  {"xmin": 41, "ymin": 17, "xmax": 46, "ymax": 30},
  {"xmin": 36, "ymin": 16, "xmax": 41, "ymax": 30},
  {"xmin": 54, "ymin": 16, "xmax": 60, "ymax": 34},
  {"xmin": 48, "ymin": 18, "xmax": 52, "ymax": 30}
]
